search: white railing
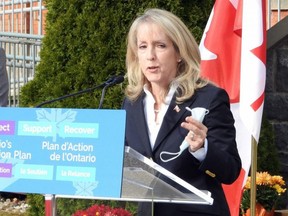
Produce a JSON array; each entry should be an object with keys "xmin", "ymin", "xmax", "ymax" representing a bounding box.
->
[
  {"xmin": 0, "ymin": 0, "xmax": 46, "ymax": 106},
  {"xmin": 0, "ymin": 32, "xmax": 43, "ymax": 107}
]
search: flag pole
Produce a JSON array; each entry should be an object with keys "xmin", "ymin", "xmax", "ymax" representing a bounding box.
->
[{"xmin": 250, "ymin": 136, "xmax": 258, "ymax": 216}]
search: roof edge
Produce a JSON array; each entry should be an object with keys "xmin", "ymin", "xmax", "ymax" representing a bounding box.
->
[{"xmin": 267, "ymin": 16, "xmax": 288, "ymax": 50}]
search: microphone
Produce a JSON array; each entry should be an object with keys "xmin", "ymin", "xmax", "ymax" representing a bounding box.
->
[
  {"xmin": 36, "ymin": 75, "xmax": 124, "ymax": 108},
  {"xmin": 98, "ymin": 75, "xmax": 125, "ymax": 109},
  {"xmin": 105, "ymin": 75, "xmax": 125, "ymax": 87}
]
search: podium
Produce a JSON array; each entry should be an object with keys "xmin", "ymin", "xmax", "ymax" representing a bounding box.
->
[
  {"xmin": 121, "ymin": 146, "xmax": 213, "ymax": 205},
  {"xmin": 55, "ymin": 146, "xmax": 213, "ymax": 207}
]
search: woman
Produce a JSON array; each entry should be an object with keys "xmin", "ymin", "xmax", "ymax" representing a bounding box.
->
[{"xmin": 122, "ymin": 8, "xmax": 241, "ymax": 216}]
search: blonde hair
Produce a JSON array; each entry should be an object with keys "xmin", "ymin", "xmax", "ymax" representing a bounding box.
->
[{"xmin": 125, "ymin": 8, "xmax": 208, "ymax": 103}]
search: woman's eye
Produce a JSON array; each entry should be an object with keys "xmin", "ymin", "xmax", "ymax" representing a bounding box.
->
[
  {"xmin": 157, "ymin": 44, "xmax": 166, "ymax": 48},
  {"xmin": 138, "ymin": 44, "xmax": 147, "ymax": 49}
]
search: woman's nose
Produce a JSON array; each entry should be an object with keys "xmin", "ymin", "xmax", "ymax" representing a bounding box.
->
[{"xmin": 146, "ymin": 47, "xmax": 156, "ymax": 60}]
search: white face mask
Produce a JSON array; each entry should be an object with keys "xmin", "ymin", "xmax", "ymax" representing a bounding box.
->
[
  {"xmin": 160, "ymin": 107, "xmax": 209, "ymax": 162},
  {"xmin": 186, "ymin": 107, "xmax": 209, "ymax": 122}
]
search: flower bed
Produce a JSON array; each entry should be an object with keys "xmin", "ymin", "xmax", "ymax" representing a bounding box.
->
[{"xmin": 72, "ymin": 204, "xmax": 132, "ymax": 216}]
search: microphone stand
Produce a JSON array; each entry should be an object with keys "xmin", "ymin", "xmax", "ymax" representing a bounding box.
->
[
  {"xmin": 36, "ymin": 83, "xmax": 106, "ymax": 108},
  {"xmin": 35, "ymin": 76, "xmax": 124, "ymax": 108},
  {"xmin": 98, "ymin": 84, "xmax": 109, "ymax": 109}
]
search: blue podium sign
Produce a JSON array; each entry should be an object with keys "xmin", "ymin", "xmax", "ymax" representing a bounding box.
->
[{"xmin": 0, "ymin": 107, "xmax": 126, "ymax": 198}]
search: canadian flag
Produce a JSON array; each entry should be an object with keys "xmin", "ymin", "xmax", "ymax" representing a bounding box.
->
[{"xmin": 199, "ymin": 0, "xmax": 266, "ymax": 215}]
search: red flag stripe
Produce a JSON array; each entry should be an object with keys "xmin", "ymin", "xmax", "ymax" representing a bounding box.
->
[{"xmin": 251, "ymin": 91, "xmax": 265, "ymax": 111}]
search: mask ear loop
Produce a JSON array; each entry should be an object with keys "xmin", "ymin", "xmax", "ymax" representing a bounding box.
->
[
  {"xmin": 160, "ymin": 151, "xmax": 180, "ymax": 162},
  {"xmin": 160, "ymin": 140, "xmax": 189, "ymax": 162}
]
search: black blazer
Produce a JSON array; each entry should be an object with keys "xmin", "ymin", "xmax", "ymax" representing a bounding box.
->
[{"xmin": 123, "ymin": 84, "xmax": 242, "ymax": 216}]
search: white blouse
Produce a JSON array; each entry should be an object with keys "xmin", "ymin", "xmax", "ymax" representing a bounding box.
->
[{"xmin": 143, "ymin": 84, "xmax": 178, "ymax": 149}]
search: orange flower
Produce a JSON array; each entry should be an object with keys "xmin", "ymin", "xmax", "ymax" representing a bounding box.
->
[{"xmin": 241, "ymin": 171, "xmax": 286, "ymax": 213}]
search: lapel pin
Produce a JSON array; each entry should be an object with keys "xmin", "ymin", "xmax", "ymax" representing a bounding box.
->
[{"xmin": 173, "ymin": 105, "xmax": 181, "ymax": 113}]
